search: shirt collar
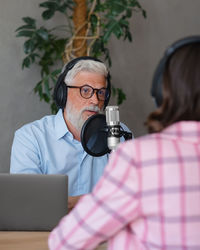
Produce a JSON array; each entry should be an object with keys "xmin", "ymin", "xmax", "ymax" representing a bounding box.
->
[
  {"xmin": 162, "ymin": 121, "xmax": 200, "ymax": 143},
  {"xmin": 54, "ymin": 109, "xmax": 70, "ymax": 140}
]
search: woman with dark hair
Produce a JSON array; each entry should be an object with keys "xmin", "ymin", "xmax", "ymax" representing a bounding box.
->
[
  {"xmin": 48, "ymin": 38, "xmax": 200, "ymax": 250},
  {"xmin": 147, "ymin": 42, "xmax": 200, "ymax": 132}
]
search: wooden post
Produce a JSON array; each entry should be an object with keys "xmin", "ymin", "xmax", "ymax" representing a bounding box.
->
[{"xmin": 73, "ymin": 0, "xmax": 87, "ymax": 57}]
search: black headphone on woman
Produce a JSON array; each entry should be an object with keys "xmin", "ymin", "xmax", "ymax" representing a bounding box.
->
[
  {"xmin": 54, "ymin": 56, "xmax": 111, "ymax": 110},
  {"xmin": 151, "ymin": 35, "xmax": 200, "ymax": 107}
]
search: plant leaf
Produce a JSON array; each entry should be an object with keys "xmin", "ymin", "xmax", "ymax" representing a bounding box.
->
[
  {"xmin": 36, "ymin": 28, "xmax": 49, "ymax": 40},
  {"xmin": 16, "ymin": 30, "xmax": 33, "ymax": 38},
  {"xmin": 23, "ymin": 39, "xmax": 35, "ymax": 54},
  {"xmin": 117, "ymin": 88, "xmax": 126, "ymax": 105},
  {"xmin": 103, "ymin": 19, "xmax": 118, "ymax": 43},
  {"xmin": 51, "ymin": 102, "xmax": 58, "ymax": 114},
  {"xmin": 42, "ymin": 9, "xmax": 55, "ymax": 20},
  {"xmin": 34, "ymin": 80, "xmax": 43, "ymax": 100},
  {"xmin": 15, "ymin": 24, "xmax": 36, "ymax": 32},
  {"xmin": 22, "ymin": 56, "xmax": 31, "ymax": 69},
  {"xmin": 30, "ymin": 53, "xmax": 40, "ymax": 63},
  {"xmin": 22, "ymin": 17, "xmax": 36, "ymax": 26},
  {"xmin": 39, "ymin": 1, "xmax": 58, "ymax": 10},
  {"xmin": 51, "ymin": 68, "xmax": 61, "ymax": 76},
  {"xmin": 44, "ymin": 77, "xmax": 50, "ymax": 98}
]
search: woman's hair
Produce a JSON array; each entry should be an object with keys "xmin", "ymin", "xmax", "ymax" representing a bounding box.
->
[{"xmin": 146, "ymin": 43, "xmax": 200, "ymax": 133}]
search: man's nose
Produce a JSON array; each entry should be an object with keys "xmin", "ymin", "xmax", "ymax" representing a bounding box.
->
[{"xmin": 90, "ymin": 91, "xmax": 99, "ymax": 104}]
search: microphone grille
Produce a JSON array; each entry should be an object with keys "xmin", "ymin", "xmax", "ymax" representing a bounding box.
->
[{"xmin": 105, "ymin": 106, "xmax": 120, "ymax": 126}]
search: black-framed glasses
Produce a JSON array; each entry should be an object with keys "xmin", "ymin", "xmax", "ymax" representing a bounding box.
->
[{"xmin": 66, "ymin": 84, "xmax": 108, "ymax": 101}]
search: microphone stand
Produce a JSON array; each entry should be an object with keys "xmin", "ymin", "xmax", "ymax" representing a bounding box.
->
[{"xmin": 107, "ymin": 126, "xmax": 133, "ymax": 152}]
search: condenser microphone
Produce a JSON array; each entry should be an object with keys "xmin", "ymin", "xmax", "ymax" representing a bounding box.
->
[
  {"xmin": 81, "ymin": 106, "xmax": 132, "ymax": 157},
  {"xmin": 105, "ymin": 106, "xmax": 121, "ymax": 151}
]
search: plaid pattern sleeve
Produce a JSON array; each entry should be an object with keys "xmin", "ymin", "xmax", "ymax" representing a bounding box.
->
[{"xmin": 48, "ymin": 121, "xmax": 200, "ymax": 250}]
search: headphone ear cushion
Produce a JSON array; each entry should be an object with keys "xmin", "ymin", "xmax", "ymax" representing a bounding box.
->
[
  {"xmin": 103, "ymin": 73, "xmax": 111, "ymax": 109},
  {"xmin": 151, "ymin": 56, "xmax": 166, "ymax": 107},
  {"xmin": 54, "ymin": 74, "xmax": 67, "ymax": 109}
]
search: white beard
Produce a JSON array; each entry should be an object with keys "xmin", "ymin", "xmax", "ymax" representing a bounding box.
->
[{"xmin": 65, "ymin": 103, "xmax": 102, "ymax": 132}]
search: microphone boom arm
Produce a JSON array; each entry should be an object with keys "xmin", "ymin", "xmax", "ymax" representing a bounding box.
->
[{"xmin": 120, "ymin": 129, "xmax": 133, "ymax": 140}]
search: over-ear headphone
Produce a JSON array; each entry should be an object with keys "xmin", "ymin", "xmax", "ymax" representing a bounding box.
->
[
  {"xmin": 54, "ymin": 56, "xmax": 111, "ymax": 110},
  {"xmin": 151, "ymin": 35, "xmax": 200, "ymax": 107}
]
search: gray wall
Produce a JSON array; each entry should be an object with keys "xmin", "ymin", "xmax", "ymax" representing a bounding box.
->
[{"xmin": 0, "ymin": 0, "xmax": 200, "ymax": 172}]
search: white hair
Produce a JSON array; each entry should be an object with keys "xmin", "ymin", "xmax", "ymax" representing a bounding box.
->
[{"xmin": 63, "ymin": 59, "xmax": 108, "ymax": 86}]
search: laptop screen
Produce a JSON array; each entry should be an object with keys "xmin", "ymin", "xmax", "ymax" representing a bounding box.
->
[{"xmin": 0, "ymin": 174, "xmax": 68, "ymax": 231}]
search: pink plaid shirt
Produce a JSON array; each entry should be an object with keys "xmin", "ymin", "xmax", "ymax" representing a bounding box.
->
[{"xmin": 48, "ymin": 121, "xmax": 200, "ymax": 250}]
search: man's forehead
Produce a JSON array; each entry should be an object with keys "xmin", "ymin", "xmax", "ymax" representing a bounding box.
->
[
  {"xmin": 74, "ymin": 70, "xmax": 105, "ymax": 77},
  {"xmin": 73, "ymin": 71, "xmax": 106, "ymax": 83}
]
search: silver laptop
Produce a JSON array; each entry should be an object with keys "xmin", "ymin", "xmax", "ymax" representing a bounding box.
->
[{"xmin": 0, "ymin": 174, "xmax": 68, "ymax": 231}]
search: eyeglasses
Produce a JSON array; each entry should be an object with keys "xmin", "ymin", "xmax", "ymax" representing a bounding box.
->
[{"xmin": 66, "ymin": 84, "xmax": 108, "ymax": 101}]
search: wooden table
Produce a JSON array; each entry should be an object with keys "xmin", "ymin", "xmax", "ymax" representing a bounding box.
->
[
  {"xmin": 0, "ymin": 231, "xmax": 49, "ymax": 250},
  {"xmin": 0, "ymin": 231, "xmax": 107, "ymax": 250}
]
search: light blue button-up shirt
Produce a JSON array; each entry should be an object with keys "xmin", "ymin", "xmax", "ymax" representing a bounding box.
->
[{"xmin": 10, "ymin": 109, "xmax": 130, "ymax": 196}]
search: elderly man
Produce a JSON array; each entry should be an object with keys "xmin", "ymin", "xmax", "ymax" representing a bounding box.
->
[{"xmin": 10, "ymin": 56, "xmax": 129, "ymax": 209}]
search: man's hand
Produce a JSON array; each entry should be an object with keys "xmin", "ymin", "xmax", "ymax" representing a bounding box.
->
[{"xmin": 68, "ymin": 195, "xmax": 83, "ymax": 212}]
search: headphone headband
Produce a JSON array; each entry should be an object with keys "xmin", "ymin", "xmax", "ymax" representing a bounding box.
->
[
  {"xmin": 151, "ymin": 35, "xmax": 200, "ymax": 107},
  {"xmin": 54, "ymin": 56, "xmax": 111, "ymax": 110}
]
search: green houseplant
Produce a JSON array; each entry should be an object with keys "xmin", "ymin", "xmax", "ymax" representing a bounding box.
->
[{"xmin": 16, "ymin": 0, "xmax": 146, "ymax": 113}]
